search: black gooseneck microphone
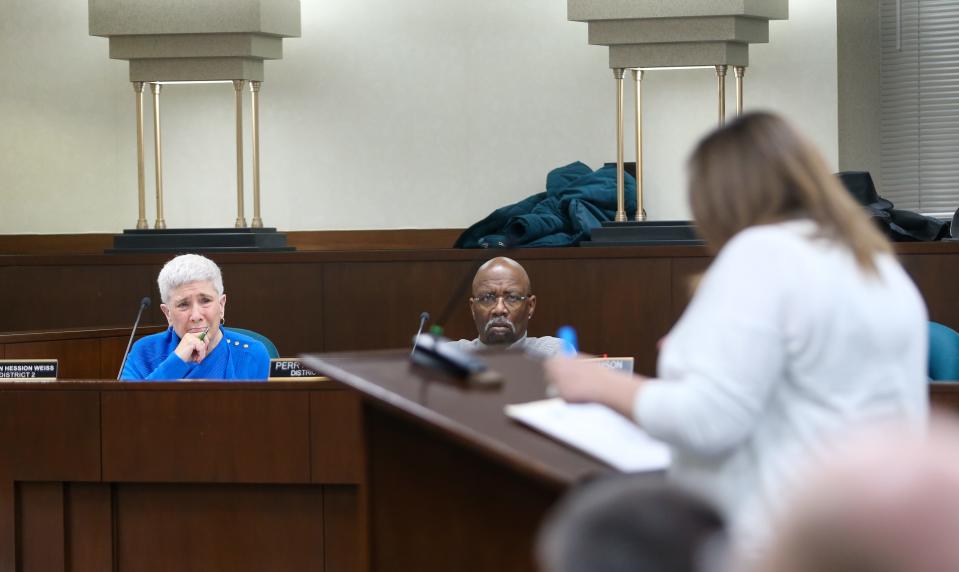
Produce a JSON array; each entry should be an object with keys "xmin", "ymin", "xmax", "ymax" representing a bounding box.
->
[
  {"xmin": 117, "ymin": 296, "xmax": 152, "ymax": 380},
  {"xmin": 409, "ymin": 311, "xmax": 431, "ymax": 356}
]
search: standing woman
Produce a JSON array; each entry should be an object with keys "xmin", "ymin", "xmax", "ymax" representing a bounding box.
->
[
  {"xmin": 121, "ymin": 254, "xmax": 270, "ymax": 381},
  {"xmin": 546, "ymin": 112, "xmax": 928, "ymax": 556}
]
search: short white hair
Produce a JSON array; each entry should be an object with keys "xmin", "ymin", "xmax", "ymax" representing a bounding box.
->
[{"xmin": 157, "ymin": 254, "xmax": 224, "ymax": 305}]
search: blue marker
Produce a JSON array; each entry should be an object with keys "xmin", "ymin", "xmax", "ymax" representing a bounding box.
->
[{"xmin": 556, "ymin": 325, "xmax": 578, "ymax": 356}]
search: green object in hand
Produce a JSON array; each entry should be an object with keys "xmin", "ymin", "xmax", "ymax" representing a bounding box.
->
[{"xmin": 197, "ymin": 331, "xmax": 207, "ymax": 341}]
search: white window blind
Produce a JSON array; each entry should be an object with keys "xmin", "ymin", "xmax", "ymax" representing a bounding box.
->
[{"xmin": 881, "ymin": 0, "xmax": 959, "ymax": 216}]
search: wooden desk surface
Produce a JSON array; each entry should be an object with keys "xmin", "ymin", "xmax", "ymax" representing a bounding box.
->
[
  {"xmin": 304, "ymin": 349, "xmax": 612, "ymax": 489},
  {"xmin": 931, "ymin": 382, "xmax": 959, "ymax": 412}
]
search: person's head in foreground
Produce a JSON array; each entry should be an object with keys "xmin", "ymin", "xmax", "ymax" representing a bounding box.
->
[
  {"xmin": 537, "ymin": 476, "xmax": 728, "ymax": 572},
  {"xmin": 159, "ymin": 253, "xmax": 227, "ymax": 344},
  {"xmin": 688, "ymin": 111, "xmax": 890, "ymax": 271},
  {"xmin": 469, "ymin": 256, "xmax": 537, "ymax": 345},
  {"xmin": 756, "ymin": 417, "xmax": 959, "ymax": 572}
]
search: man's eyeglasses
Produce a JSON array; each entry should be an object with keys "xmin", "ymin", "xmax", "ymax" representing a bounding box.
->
[{"xmin": 472, "ymin": 293, "xmax": 530, "ymax": 309}]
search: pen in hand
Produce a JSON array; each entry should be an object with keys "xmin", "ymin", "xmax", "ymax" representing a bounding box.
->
[{"xmin": 192, "ymin": 327, "xmax": 211, "ymax": 362}]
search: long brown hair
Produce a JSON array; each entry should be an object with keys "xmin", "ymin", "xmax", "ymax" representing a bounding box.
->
[{"xmin": 688, "ymin": 112, "xmax": 891, "ymax": 273}]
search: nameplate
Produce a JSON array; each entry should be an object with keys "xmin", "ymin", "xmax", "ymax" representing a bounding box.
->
[
  {"xmin": 0, "ymin": 359, "xmax": 58, "ymax": 381},
  {"xmin": 583, "ymin": 357, "xmax": 634, "ymax": 373},
  {"xmin": 269, "ymin": 358, "xmax": 326, "ymax": 381}
]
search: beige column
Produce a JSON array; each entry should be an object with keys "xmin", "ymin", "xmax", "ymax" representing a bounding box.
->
[
  {"xmin": 632, "ymin": 69, "xmax": 645, "ymax": 221},
  {"xmin": 250, "ymin": 81, "xmax": 263, "ymax": 228},
  {"xmin": 151, "ymin": 82, "xmax": 167, "ymax": 229},
  {"xmin": 133, "ymin": 81, "xmax": 148, "ymax": 229},
  {"xmin": 716, "ymin": 65, "xmax": 728, "ymax": 126},
  {"xmin": 735, "ymin": 66, "xmax": 745, "ymax": 116},
  {"xmin": 614, "ymin": 68, "xmax": 627, "ymax": 222},
  {"xmin": 233, "ymin": 80, "xmax": 248, "ymax": 228}
]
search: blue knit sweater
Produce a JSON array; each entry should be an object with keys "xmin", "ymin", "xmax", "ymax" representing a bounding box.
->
[{"xmin": 121, "ymin": 326, "xmax": 270, "ymax": 381}]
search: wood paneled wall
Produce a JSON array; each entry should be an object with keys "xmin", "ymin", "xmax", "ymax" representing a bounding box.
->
[
  {"xmin": 0, "ymin": 382, "xmax": 366, "ymax": 572},
  {"xmin": 0, "ymin": 229, "xmax": 463, "ymax": 255},
  {"xmin": 1, "ymin": 242, "xmax": 957, "ymax": 377},
  {"xmin": 0, "ymin": 327, "xmax": 165, "ymax": 380}
]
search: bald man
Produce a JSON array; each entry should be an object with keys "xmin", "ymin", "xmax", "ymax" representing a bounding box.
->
[{"xmin": 449, "ymin": 257, "xmax": 565, "ymax": 356}]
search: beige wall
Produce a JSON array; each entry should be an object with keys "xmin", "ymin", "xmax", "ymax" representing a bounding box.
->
[
  {"xmin": 0, "ymin": 0, "xmax": 838, "ymax": 234},
  {"xmin": 837, "ymin": 0, "xmax": 881, "ymax": 188}
]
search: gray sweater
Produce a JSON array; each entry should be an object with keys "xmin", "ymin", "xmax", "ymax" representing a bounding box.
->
[{"xmin": 447, "ymin": 334, "xmax": 565, "ymax": 357}]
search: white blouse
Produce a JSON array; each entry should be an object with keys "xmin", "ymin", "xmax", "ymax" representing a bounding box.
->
[{"xmin": 635, "ymin": 220, "xmax": 929, "ymax": 554}]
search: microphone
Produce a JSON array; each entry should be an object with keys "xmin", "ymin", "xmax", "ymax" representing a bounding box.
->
[
  {"xmin": 117, "ymin": 296, "xmax": 151, "ymax": 380},
  {"xmin": 410, "ymin": 331, "xmax": 501, "ymax": 385},
  {"xmin": 410, "ymin": 311, "xmax": 430, "ymax": 356}
]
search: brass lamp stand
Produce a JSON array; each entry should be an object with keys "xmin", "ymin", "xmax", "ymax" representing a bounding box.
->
[
  {"xmin": 110, "ymin": 79, "xmax": 290, "ymax": 253},
  {"xmin": 130, "ymin": 80, "xmax": 266, "ymax": 231},
  {"xmin": 610, "ymin": 65, "xmax": 747, "ymax": 224}
]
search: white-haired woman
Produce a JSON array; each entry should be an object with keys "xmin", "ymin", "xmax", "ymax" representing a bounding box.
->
[{"xmin": 121, "ymin": 253, "xmax": 270, "ymax": 380}]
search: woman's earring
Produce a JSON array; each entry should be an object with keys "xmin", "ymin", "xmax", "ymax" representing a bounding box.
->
[{"xmin": 220, "ymin": 317, "xmax": 225, "ymax": 326}]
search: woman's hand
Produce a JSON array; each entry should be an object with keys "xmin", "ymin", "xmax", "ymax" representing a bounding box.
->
[
  {"xmin": 543, "ymin": 356, "xmax": 646, "ymax": 419},
  {"xmin": 173, "ymin": 331, "xmax": 210, "ymax": 364}
]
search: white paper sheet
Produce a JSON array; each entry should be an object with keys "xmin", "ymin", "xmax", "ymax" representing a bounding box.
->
[{"xmin": 505, "ymin": 398, "xmax": 671, "ymax": 473}]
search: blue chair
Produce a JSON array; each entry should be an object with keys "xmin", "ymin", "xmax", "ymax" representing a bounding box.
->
[
  {"xmin": 228, "ymin": 327, "xmax": 279, "ymax": 359},
  {"xmin": 928, "ymin": 322, "xmax": 959, "ymax": 381}
]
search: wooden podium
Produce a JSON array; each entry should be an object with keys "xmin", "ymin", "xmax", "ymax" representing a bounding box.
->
[{"xmin": 303, "ymin": 349, "xmax": 631, "ymax": 572}]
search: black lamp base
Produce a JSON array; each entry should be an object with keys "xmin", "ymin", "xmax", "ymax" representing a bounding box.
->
[
  {"xmin": 582, "ymin": 220, "xmax": 703, "ymax": 247},
  {"xmin": 106, "ymin": 227, "xmax": 295, "ymax": 254}
]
